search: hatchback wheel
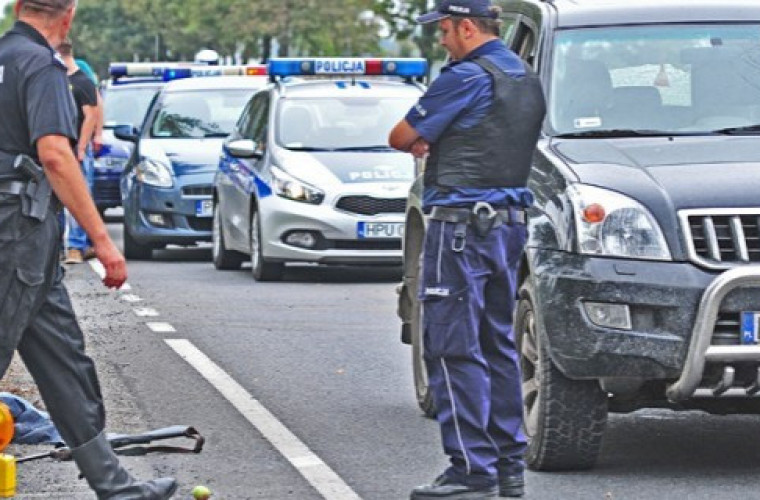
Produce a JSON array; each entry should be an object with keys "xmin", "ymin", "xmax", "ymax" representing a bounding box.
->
[{"xmin": 212, "ymin": 204, "xmax": 244, "ymax": 270}]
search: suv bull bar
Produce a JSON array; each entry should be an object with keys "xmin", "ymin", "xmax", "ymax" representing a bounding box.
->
[{"xmin": 667, "ymin": 266, "xmax": 760, "ymax": 402}]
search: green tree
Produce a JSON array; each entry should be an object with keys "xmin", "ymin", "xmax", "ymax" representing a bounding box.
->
[{"xmin": 0, "ymin": 4, "xmax": 14, "ymax": 33}]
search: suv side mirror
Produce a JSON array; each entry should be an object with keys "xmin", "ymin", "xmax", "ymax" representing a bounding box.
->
[
  {"xmin": 227, "ymin": 139, "xmax": 263, "ymax": 160},
  {"xmin": 114, "ymin": 125, "xmax": 139, "ymax": 143}
]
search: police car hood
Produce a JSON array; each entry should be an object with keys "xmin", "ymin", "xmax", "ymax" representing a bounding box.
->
[
  {"xmin": 140, "ymin": 138, "xmax": 223, "ymax": 176},
  {"xmin": 552, "ymin": 136, "xmax": 760, "ymax": 209},
  {"xmin": 275, "ymin": 149, "xmax": 414, "ymax": 190}
]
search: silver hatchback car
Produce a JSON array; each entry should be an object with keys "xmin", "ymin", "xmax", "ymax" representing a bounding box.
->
[{"xmin": 212, "ymin": 58, "xmax": 427, "ymax": 280}]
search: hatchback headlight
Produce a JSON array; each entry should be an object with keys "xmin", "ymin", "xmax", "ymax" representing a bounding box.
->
[
  {"xmin": 567, "ymin": 184, "xmax": 671, "ymax": 260},
  {"xmin": 136, "ymin": 158, "xmax": 173, "ymax": 188},
  {"xmin": 271, "ymin": 166, "xmax": 324, "ymax": 204}
]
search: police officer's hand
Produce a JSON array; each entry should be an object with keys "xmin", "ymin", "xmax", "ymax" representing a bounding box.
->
[
  {"xmin": 94, "ymin": 239, "xmax": 127, "ymax": 289},
  {"xmin": 410, "ymin": 138, "xmax": 430, "ymax": 159}
]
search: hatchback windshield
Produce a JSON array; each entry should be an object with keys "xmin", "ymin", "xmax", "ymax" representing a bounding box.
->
[
  {"xmin": 104, "ymin": 87, "xmax": 159, "ymax": 128},
  {"xmin": 150, "ymin": 89, "xmax": 255, "ymax": 139},
  {"xmin": 550, "ymin": 24, "xmax": 760, "ymax": 135},
  {"xmin": 276, "ymin": 97, "xmax": 417, "ymax": 150}
]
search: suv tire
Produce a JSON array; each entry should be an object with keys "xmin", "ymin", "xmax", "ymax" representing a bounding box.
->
[
  {"xmin": 250, "ymin": 207, "xmax": 284, "ymax": 282},
  {"xmin": 516, "ymin": 279, "xmax": 608, "ymax": 471},
  {"xmin": 409, "ymin": 276, "xmax": 436, "ymax": 418},
  {"xmin": 212, "ymin": 204, "xmax": 245, "ymax": 270}
]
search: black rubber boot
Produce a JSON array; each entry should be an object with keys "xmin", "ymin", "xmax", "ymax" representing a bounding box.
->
[
  {"xmin": 70, "ymin": 432, "xmax": 178, "ymax": 499},
  {"xmin": 498, "ymin": 474, "xmax": 524, "ymax": 498}
]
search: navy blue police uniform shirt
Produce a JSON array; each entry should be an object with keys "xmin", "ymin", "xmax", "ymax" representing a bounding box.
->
[
  {"xmin": 406, "ymin": 39, "xmax": 535, "ymax": 210},
  {"xmin": 0, "ymin": 21, "xmax": 78, "ymax": 180}
]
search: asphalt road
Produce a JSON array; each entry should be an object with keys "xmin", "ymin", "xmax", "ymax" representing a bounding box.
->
[{"xmin": 69, "ymin": 212, "xmax": 760, "ymax": 500}]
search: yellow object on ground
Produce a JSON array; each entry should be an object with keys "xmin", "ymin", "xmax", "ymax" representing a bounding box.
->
[{"xmin": 0, "ymin": 454, "xmax": 16, "ymax": 498}]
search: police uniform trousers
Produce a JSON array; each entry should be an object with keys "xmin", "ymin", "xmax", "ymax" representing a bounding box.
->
[
  {"xmin": 0, "ymin": 193, "xmax": 105, "ymax": 447},
  {"xmin": 421, "ymin": 218, "xmax": 527, "ymax": 488}
]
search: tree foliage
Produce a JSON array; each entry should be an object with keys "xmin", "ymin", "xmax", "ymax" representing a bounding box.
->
[{"xmin": 0, "ymin": 0, "xmax": 442, "ymax": 79}]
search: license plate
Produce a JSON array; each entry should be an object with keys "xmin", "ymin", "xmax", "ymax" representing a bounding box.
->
[
  {"xmin": 357, "ymin": 222, "xmax": 404, "ymax": 239},
  {"xmin": 741, "ymin": 311, "xmax": 760, "ymax": 345},
  {"xmin": 195, "ymin": 199, "xmax": 213, "ymax": 217}
]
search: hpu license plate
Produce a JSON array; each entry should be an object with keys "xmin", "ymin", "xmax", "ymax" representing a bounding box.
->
[
  {"xmin": 357, "ymin": 222, "xmax": 404, "ymax": 239},
  {"xmin": 195, "ymin": 199, "xmax": 213, "ymax": 217},
  {"xmin": 740, "ymin": 311, "xmax": 760, "ymax": 345}
]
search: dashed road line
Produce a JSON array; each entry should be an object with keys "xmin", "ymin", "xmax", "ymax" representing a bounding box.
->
[
  {"xmin": 120, "ymin": 294, "xmax": 143, "ymax": 303},
  {"xmin": 146, "ymin": 322, "xmax": 176, "ymax": 333},
  {"xmin": 165, "ymin": 339, "xmax": 362, "ymax": 500},
  {"xmin": 133, "ymin": 307, "xmax": 159, "ymax": 317}
]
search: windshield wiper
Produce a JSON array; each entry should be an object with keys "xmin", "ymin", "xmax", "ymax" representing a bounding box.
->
[
  {"xmin": 713, "ymin": 124, "xmax": 760, "ymax": 135},
  {"xmin": 203, "ymin": 132, "xmax": 230, "ymax": 138},
  {"xmin": 555, "ymin": 129, "xmax": 683, "ymax": 138},
  {"xmin": 331, "ymin": 145, "xmax": 394, "ymax": 152}
]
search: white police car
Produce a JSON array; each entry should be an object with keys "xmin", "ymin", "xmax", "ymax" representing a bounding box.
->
[
  {"xmin": 213, "ymin": 57, "xmax": 427, "ymax": 280},
  {"xmin": 115, "ymin": 65, "xmax": 269, "ymax": 259}
]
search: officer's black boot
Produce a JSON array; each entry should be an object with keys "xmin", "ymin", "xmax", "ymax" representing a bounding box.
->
[{"xmin": 70, "ymin": 431, "xmax": 178, "ymax": 499}]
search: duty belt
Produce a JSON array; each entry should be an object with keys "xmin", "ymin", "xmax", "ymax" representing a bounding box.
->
[
  {"xmin": 0, "ymin": 180, "xmax": 27, "ymax": 196},
  {"xmin": 430, "ymin": 202, "xmax": 527, "ymax": 250},
  {"xmin": 429, "ymin": 203, "xmax": 527, "ymax": 226}
]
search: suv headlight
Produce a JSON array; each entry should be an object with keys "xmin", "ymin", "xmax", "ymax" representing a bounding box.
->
[
  {"xmin": 567, "ymin": 184, "xmax": 671, "ymax": 260},
  {"xmin": 136, "ymin": 158, "xmax": 174, "ymax": 188},
  {"xmin": 271, "ymin": 166, "xmax": 324, "ymax": 204}
]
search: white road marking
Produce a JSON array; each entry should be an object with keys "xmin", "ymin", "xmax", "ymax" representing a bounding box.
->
[
  {"xmin": 165, "ymin": 339, "xmax": 362, "ymax": 500},
  {"xmin": 146, "ymin": 322, "xmax": 176, "ymax": 333},
  {"xmin": 88, "ymin": 259, "xmax": 105, "ymax": 279},
  {"xmin": 133, "ymin": 307, "xmax": 159, "ymax": 317},
  {"xmin": 120, "ymin": 294, "xmax": 143, "ymax": 303}
]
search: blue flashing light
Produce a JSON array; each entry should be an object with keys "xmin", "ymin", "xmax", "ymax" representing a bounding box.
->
[{"xmin": 268, "ymin": 58, "xmax": 428, "ymax": 78}]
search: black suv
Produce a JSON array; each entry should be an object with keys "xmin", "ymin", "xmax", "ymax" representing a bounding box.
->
[{"xmin": 397, "ymin": 0, "xmax": 760, "ymax": 472}]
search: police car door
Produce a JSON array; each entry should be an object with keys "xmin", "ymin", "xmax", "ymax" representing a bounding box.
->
[{"xmin": 228, "ymin": 91, "xmax": 270, "ymax": 251}]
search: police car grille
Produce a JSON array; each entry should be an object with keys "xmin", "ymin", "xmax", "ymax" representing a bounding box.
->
[
  {"xmin": 182, "ymin": 185, "xmax": 214, "ymax": 197},
  {"xmin": 336, "ymin": 196, "xmax": 406, "ymax": 215},
  {"xmin": 681, "ymin": 209, "xmax": 760, "ymax": 269}
]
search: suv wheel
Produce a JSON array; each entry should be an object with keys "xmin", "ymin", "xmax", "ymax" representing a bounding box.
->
[
  {"xmin": 516, "ymin": 279, "xmax": 608, "ymax": 471},
  {"xmin": 408, "ymin": 262, "xmax": 436, "ymax": 418},
  {"xmin": 123, "ymin": 222, "xmax": 152, "ymax": 260},
  {"xmin": 250, "ymin": 208, "xmax": 284, "ymax": 282},
  {"xmin": 212, "ymin": 204, "xmax": 244, "ymax": 270}
]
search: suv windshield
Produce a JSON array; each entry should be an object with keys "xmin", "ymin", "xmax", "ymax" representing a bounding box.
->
[
  {"xmin": 276, "ymin": 97, "xmax": 416, "ymax": 150},
  {"xmin": 150, "ymin": 89, "xmax": 255, "ymax": 139},
  {"xmin": 550, "ymin": 24, "xmax": 760, "ymax": 136},
  {"xmin": 104, "ymin": 87, "xmax": 159, "ymax": 128}
]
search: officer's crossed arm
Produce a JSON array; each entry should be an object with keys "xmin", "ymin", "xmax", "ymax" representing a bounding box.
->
[
  {"xmin": 37, "ymin": 134, "xmax": 127, "ymax": 289},
  {"xmin": 389, "ymin": 120, "xmax": 430, "ymax": 158}
]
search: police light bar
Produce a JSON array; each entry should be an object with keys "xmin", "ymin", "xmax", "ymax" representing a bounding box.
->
[
  {"xmin": 109, "ymin": 62, "xmax": 184, "ymax": 79},
  {"xmin": 268, "ymin": 58, "xmax": 428, "ymax": 78},
  {"xmin": 162, "ymin": 65, "xmax": 268, "ymax": 81}
]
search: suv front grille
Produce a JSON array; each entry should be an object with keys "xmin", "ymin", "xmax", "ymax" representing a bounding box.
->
[
  {"xmin": 335, "ymin": 196, "xmax": 406, "ymax": 216},
  {"xmin": 680, "ymin": 209, "xmax": 760, "ymax": 269}
]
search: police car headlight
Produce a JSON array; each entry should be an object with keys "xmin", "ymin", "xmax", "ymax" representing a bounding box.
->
[
  {"xmin": 136, "ymin": 158, "xmax": 174, "ymax": 188},
  {"xmin": 568, "ymin": 184, "xmax": 671, "ymax": 260},
  {"xmin": 271, "ymin": 166, "xmax": 324, "ymax": 204}
]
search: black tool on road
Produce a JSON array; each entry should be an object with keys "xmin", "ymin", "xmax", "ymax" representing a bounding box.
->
[{"xmin": 16, "ymin": 425, "xmax": 204, "ymax": 464}]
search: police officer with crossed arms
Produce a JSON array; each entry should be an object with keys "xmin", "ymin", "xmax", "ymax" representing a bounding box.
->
[
  {"xmin": 390, "ymin": 0, "xmax": 546, "ymax": 498},
  {"xmin": 0, "ymin": 0, "xmax": 176, "ymax": 497}
]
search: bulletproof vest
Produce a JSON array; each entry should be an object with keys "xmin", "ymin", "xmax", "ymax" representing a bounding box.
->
[{"xmin": 424, "ymin": 56, "xmax": 546, "ymax": 190}]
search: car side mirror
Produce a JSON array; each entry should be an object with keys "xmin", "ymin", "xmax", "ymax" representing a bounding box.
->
[
  {"xmin": 227, "ymin": 139, "xmax": 263, "ymax": 160},
  {"xmin": 114, "ymin": 124, "xmax": 139, "ymax": 143}
]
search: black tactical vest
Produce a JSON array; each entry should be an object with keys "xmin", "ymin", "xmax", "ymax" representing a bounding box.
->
[{"xmin": 424, "ymin": 56, "xmax": 546, "ymax": 190}]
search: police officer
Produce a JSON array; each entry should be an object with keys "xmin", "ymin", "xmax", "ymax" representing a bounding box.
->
[
  {"xmin": 389, "ymin": 0, "xmax": 546, "ymax": 498},
  {"xmin": 0, "ymin": 1, "xmax": 176, "ymax": 498}
]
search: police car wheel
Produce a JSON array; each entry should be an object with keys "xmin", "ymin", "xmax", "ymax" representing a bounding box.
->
[
  {"xmin": 212, "ymin": 204, "xmax": 244, "ymax": 270},
  {"xmin": 516, "ymin": 279, "xmax": 607, "ymax": 471},
  {"xmin": 250, "ymin": 208, "xmax": 283, "ymax": 282},
  {"xmin": 123, "ymin": 222, "xmax": 153, "ymax": 260}
]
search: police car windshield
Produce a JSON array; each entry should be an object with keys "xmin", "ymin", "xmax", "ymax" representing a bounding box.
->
[
  {"xmin": 150, "ymin": 89, "xmax": 255, "ymax": 139},
  {"xmin": 276, "ymin": 97, "xmax": 416, "ymax": 151},
  {"xmin": 104, "ymin": 87, "xmax": 159, "ymax": 128},
  {"xmin": 549, "ymin": 24, "xmax": 760, "ymax": 136}
]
